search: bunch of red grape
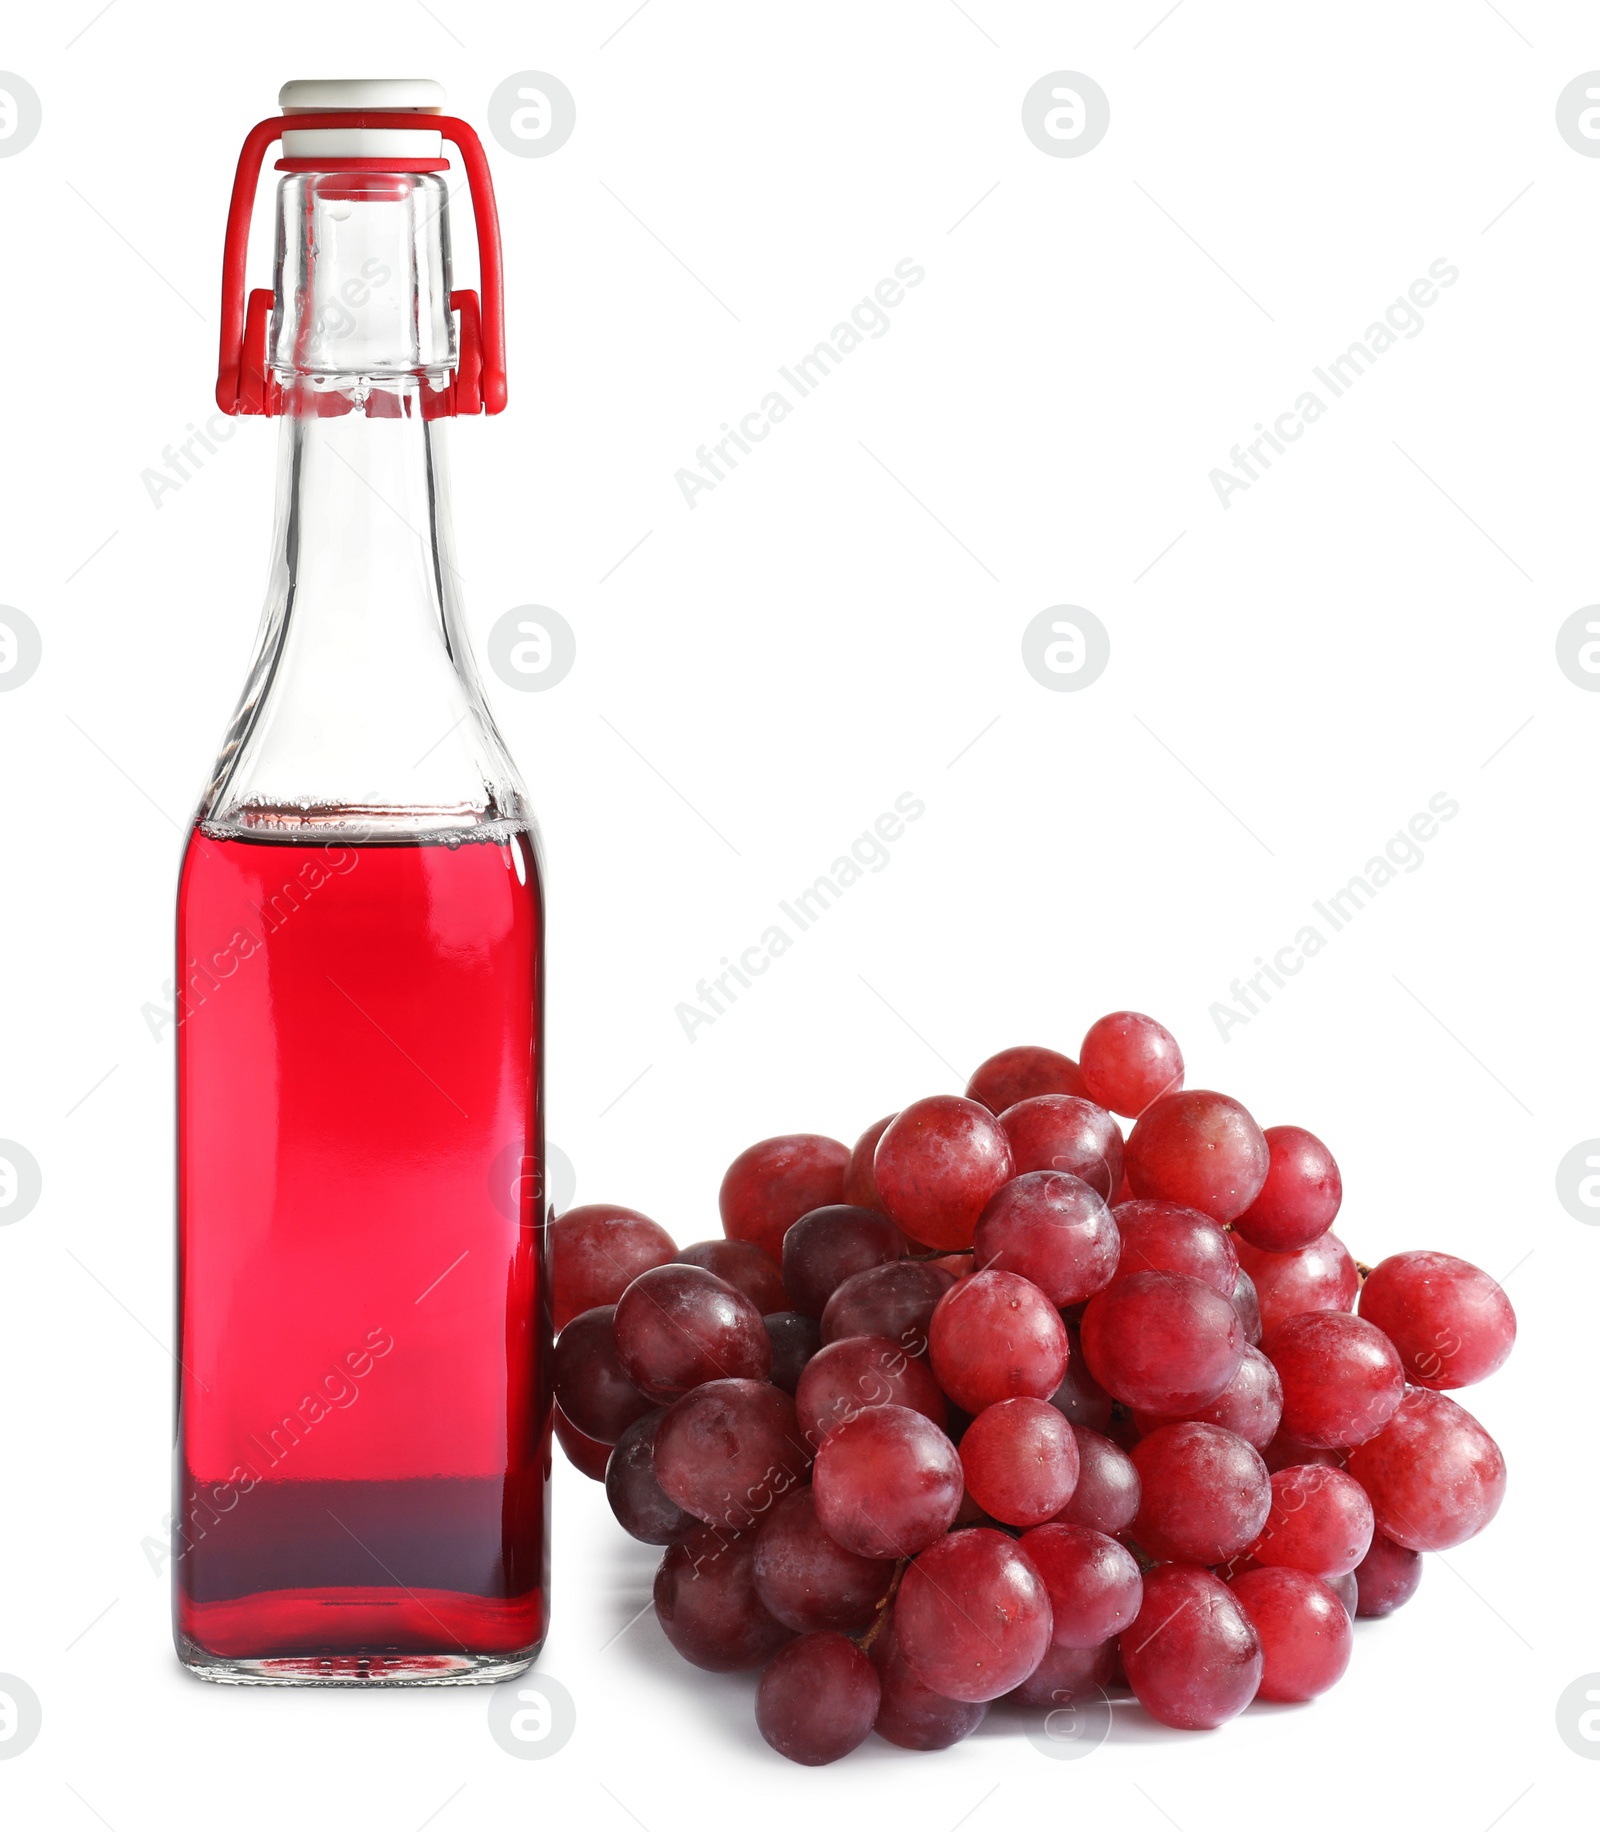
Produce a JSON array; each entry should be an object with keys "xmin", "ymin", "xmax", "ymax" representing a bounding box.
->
[{"xmin": 550, "ymin": 1013, "xmax": 1513, "ymax": 1765}]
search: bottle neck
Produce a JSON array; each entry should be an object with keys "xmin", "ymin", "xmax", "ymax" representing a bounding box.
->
[{"xmin": 196, "ymin": 177, "xmax": 525, "ymax": 842}]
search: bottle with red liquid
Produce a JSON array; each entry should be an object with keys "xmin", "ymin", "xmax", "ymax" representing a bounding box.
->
[{"xmin": 174, "ymin": 81, "xmax": 548, "ymax": 1684}]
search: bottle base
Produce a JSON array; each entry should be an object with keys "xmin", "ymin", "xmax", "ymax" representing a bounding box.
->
[{"xmin": 177, "ymin": 1635, "xmax": 540, "ymax": 1687}]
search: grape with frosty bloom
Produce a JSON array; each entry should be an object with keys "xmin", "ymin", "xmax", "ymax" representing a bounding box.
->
[{"xmin": 546, "ymin": 1009, "xmax": 1512, "ymax": 1764}]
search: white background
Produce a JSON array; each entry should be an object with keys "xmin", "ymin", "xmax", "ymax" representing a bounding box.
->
[{"xmin": 0, "ymin": 1, "xmax": 1590, "ymax": 1826}]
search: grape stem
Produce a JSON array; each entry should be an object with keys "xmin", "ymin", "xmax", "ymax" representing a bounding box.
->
[{"xmin": 855, "ymin": 1558, "xmax": 908, "ymax": 1652}]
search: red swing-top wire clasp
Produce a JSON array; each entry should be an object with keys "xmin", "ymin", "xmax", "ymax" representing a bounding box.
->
[{"xmin": 216, "ymin": 110, "xmax": 507, "ymax": 418}]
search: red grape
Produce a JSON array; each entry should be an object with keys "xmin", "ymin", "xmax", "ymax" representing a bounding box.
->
[
  {"xmin": 1248, "ymin": 1464, "xmax": 1374, "ymax": 1576},
  {"xmin": 654, "ymin": 1525, "xmax": 794, "ymax": 1671},
  {"xmin": 653, "ymin": 1378, "xmax": 812, "ymax": 1530},
  {"xmin": 927, "ymin": 1270, "xmax": 1069, "ymax": 1412},
  {"xmin": 762, "ymin": 1311, "xmax": 821, "ymax": 1394},
  {"xmin": 552, "ymin": 1305, "xmax": 654, "ymax": 1443},
  {"xmin": 613, "ymin": 1264, "xmax": 772, "ymax": 1401},
  {"xmin": 605, "ymin": 1408, "xmax": 697, "ymax": 1544},
  {"xmin": 756, "ymin": 1632, "xmax": 881, "ymax": 1766},
  {"xmin": 1047, "ymin": 1329, "xmax": 1114, "ymax": 1431},
  {"xmin": 1357, "ymin": 1250, "xmax": 1516, "ymax": 1390},
  {"xmin": 820, "ymin": 1259, "xmax": 956, "ymax": 1357},
  {"xmin": 1125, "ymin": 1091, "xmax": 1269, "ymax": 1223},
  {"xmin": 1008, "ymin": 1637, "xmax": 1117, "ymax": 1709},
  {"xmin": 1134, "ymin": 1343, "xmax": 1282, "ymax": 1449},
  {"xmin": 720, "ymin": 1133, "xmax": 849, "ymax": 1258},
  {"xmin": 973, "ymin": 1172, "xmax": 1120, "ymax": 1308},
  {"xmin": 997, "ymin": 1095, "xmax": 1124, "ymax": 1198},
  {"xmin": 1079, "ymin": 1011, "xmax": 1184, "ymax": 1117},
  {"xmin": 674, "ymin": 1238, "xmax": 789, "ymax": 1315},
  {"xmin": 795, "ymin": 1334, "xmax": 949, "ymax": 1442},
  {"xmin": 1054, "ymin": 1426, "xmax": 1141, "ymax": 1535},
  {"xmin": 1233, "ymin": 1125, "xmax": 1342, "ymax": 1252},
  {"xmin": 874, "ymin": 1096, "xmax": 1015, "ymax": 1250},
  {"xmin": 1121, "ymin": 1564, "xmax": 1262, "ymax": 1729},
  {"xmin": 752, "ymin": 1489, "xmax": 896, "ymax": 1634},
  {"xmin": 1327, "ymin": 1570, "xmax": 1359, "ymax": 1619},
  {"xmin": 843, "ymin": 1114, "xmax": 894, "ymax": 1211},
  {"xmin": 781, "ymin": 1204, "xmax": 904, "ymax": 1317},
  {"xmin": 871, "ymin": 1611, "xmax": 989, "ymax": 1748},
  {"xmin": 967, "ymin": 1045, "xmax": 1088, "ymax": 1114},
  {"xmin": 1264, "ymin": 1310, "xmax": 1404, "ymax": 1448},
  {"xmin": 896, "ymin": 1528, "xmax": 1054, "ymax": 1702},
  {"xmin": 1231, "ymin": 1266, "xmax": 1263, "ymax": 1345},
  {"xmin": 1228, "ymin": 1567, "xmax": 1352, "ymax": 1702},
  {"xmin": 1354, "ymin": 1530, "xmax": 1424, "ymax": 1617},
  {"xmin": 1018, "ymin": 1522, "xmax": 1142, "ymax": 1647},
  {"xmin": 811, "ymin": 1404, "xmax": 964, "ymax": 1557},
  {"xmin": 553, "ymin": 1404, "xmax": 611, "ymax": 1480},
  {"xmin": 1131, "ymin": 1421, "xmax": 1271, "ymax": 1564},
  {"xmin": 1345, "ymin": 1386, "xmax": 1506, "ymax": 1551},
  {"xmin": 1080, "ymin": 1270, "xmax": 1244, "ymax": 1414},
  {"xmin": 1110, "ymin": 1198, "xmax": 1239, "ymax": 1295},
  {"xmin": 1234, "ymin": 1231, "xmax": 1359, "ymax": 1335},
  {"xmin": 959, "ymin": 1397, "xmax": 1081, "ymax": 1527},
  {"xmin": 551, "ymin": 1203, "xmax": 677, "ymax": 1332}
]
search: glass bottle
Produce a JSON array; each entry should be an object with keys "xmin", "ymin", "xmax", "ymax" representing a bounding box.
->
[{"xmin": 173, "ymin": 82, "xmax": 548, "ymax": 1684}]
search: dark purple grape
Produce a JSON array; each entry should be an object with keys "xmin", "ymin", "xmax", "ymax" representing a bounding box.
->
[
  {"xmin": 871, "ymin": 1611, "xmax": 988, "ymax": 1749},
  {"xmin": 553, "ymin": 1404, "xmax": 611, "ymax": 1480},
  {"xmin": 782, "ymin": 1204, "xmax": 904, "ymax": 1317},
  {"xmin": 605, "ymin": 1409, "xmax": 697, "ymax": 1544},
  {"xmin": 763, "ymin": 1311, "xmax": 821, "ymax": 1394},
  {"xmin": 552, "ymin": 1305, "xmax": 654, "ymax": 1443},
  {"xmin": 673, "ymin": 1238, "xmax": 789, "ymax": 1314},
  {"xmin": 753, "ymin": 1489, "xmax": 896, "ymax": 1634},
  {"xmin": 1354, "ymin": 1530, "xmax": 1424, "ymax": 1616},
  {"xmin": 653, "ymin": 1378, "xmax": 813, "ymax": 1530},
  {"xmin": 756, "ymin": 1632, "xmax": 881, "ymax": 1766},
  {"xmin": 653, "ymin": 1525, "xmax": 794, "ymax": 1671},
  {"xmin": 820, "ymin": 1259, "xmax": 956, "ymax": 1357},
  {"xmin": 612, "ymin": 1263, "xmax": 771, "ymax": 1402}
]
